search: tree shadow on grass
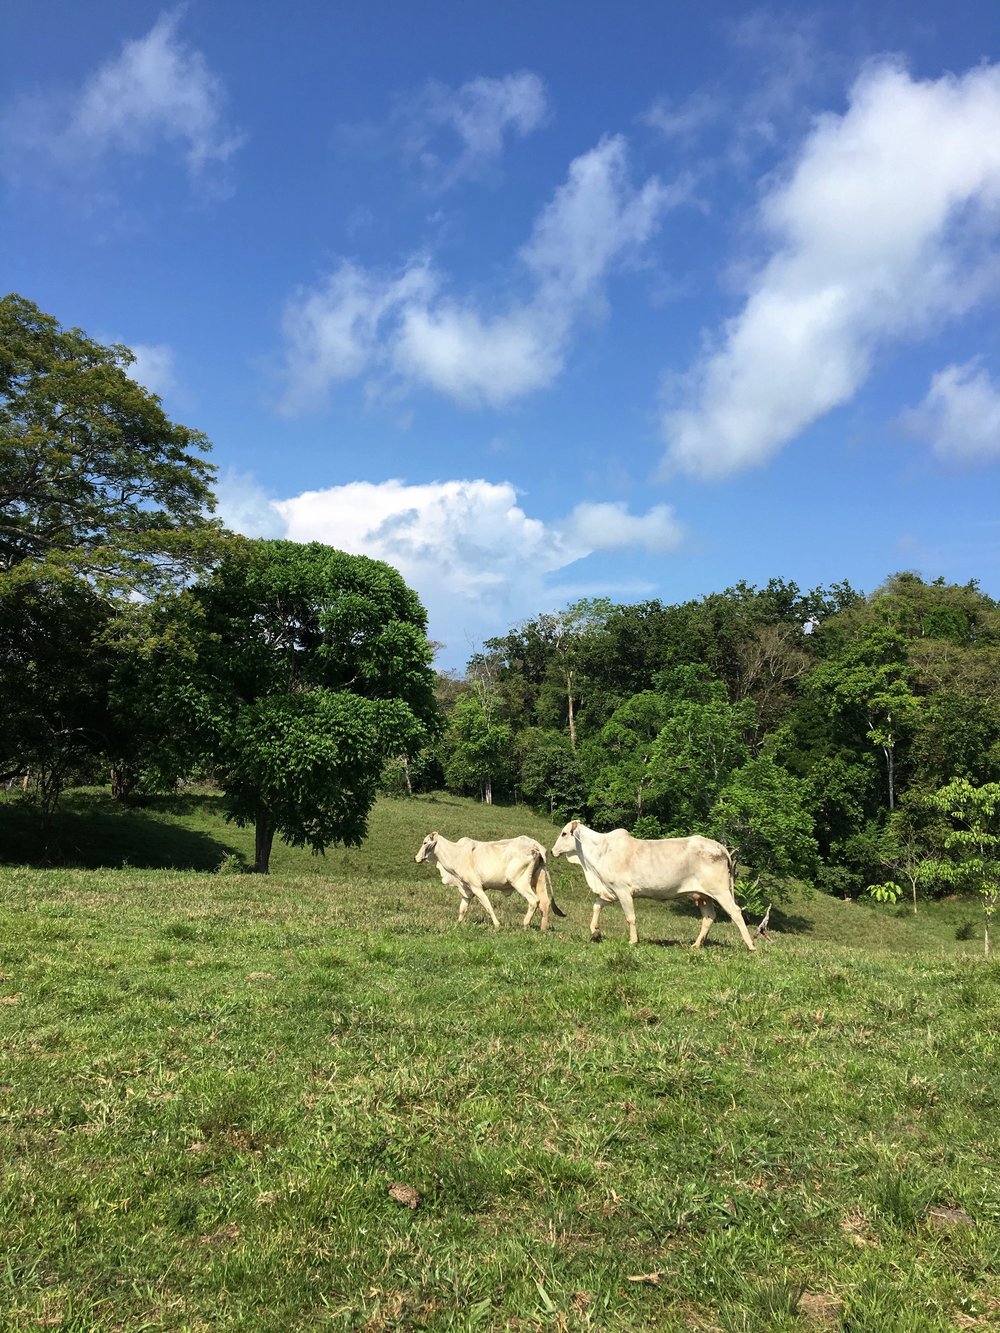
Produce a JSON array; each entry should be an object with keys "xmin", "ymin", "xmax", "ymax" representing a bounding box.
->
[
  {"xmin": 763, "ymin": 905, "xmax": 814, "ymax": 935},
  {"xmin": 0, "ymin": 791, "xmax": 236, "ymax": 871},
  {"xmin": 639, "ymin": 897, "xmax": 816, "ymax": 942}
]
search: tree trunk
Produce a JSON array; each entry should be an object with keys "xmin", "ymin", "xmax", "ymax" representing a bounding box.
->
[
  {"xmin": 401, "ymin": 754, "xmax": 413, "ymax": 796},
  {"xmin": 884, "ymin": 744, "xmax": 895, "ymax": 810},
  {"xmin": 254, "ymin": 813, "xmax": 275, "ymax": 874},
  {"xmin": 110, "ymin": 762, "xmax": 140, "ymax": 804},
  {"xmin": 484, "ymin": 778, "xmax": 493, "ymax": 806},
  {"xmin": 566, "ymin": 670, "xmax": 577, "ymax": 752}
]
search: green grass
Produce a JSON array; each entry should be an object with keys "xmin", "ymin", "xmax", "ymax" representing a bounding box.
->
[{"xmin": 1, "ymin": 789, "xmax": 998, "ymax": 1331}]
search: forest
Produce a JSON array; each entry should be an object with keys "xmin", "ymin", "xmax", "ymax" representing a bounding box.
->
[{"xmin": 3, "ymin": 293, "xmax": 1000, "ymax": 942}]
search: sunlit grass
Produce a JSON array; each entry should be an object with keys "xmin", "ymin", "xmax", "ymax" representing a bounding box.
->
[{"xmin": 1, "ymin": 789, "xmax": 998, "ymax": 1329}]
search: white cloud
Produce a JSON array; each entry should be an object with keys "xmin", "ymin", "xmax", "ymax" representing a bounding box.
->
[
  {"xmin": 222, "ymin": 476, "xmax": 682, "ymax": 655},
  {"xmin": 127, "ymin": 342, "xmax": 176, "ymax": 397},
  {"xmin": 408, "ymin": 71, "xmax": 548, "ymax": 189},
  {"xmin": 2, "ymin": 10, "xmax": 243, "ymax": 190},
  {"xmin": 521, "ymin": 135, "xmax": 680, "ymax": 303},
  {"xmin": 279, "ymin": 260, "xmax": 436, "ymax": 413},
  {"xmin": 902, "ymin": 360, "xmax": 1000, "ymax": 464},
  {"xmin": 662, "ymin": 60, "xmax": 1000, "ymax": 479},
  {"xmin": 280, "ymin": 135, "xmax": 681, "ymax": 411},
  {"xmin": 214, "ymin": 470, "xmax": 286, "ymax": 537},
  {"xmin": 561, "ymin": 501, "xmax": 683, "ymax": 553},
  {"xmin": 642, "ymin": 92, "xmax": 721, "ymax": 143},
  {"xmin": 728, "ymin": 11, "xmax": 825, "ymax": 154},
  {"xmin": 392, "ymin": 301, "xmax": 563, "ymax": 407}
]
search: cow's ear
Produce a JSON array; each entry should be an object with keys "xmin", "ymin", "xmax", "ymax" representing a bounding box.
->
[
  {"xmin": 570, "ymin": 820, "xmax": 579, "ymax": 832},
  {"xmin": 430, "ymin": 831, "xmax": 438, "ymax": 840}
]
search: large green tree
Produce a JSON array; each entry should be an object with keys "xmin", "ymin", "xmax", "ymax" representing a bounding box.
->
[
  {"xmin": 1, "ymin": 295, "xmax": 223, "ymax": 804},
  {"xmin": 146, "ymin": 540, "xmax": 437, "ymax": 872},
  {"xmin": 0, "ymin": 565, "xmax": 113, "ymax": 818},
  {"xmin": 1, "ymin": 293, "xmax": 219, "ymax": 593}
]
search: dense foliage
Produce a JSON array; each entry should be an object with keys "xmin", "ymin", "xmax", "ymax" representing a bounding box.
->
[
  {"xmin": 0, "ymin": 293, "xmax": 219, "ymax": 593},
  {"xmin": 1, "ymin": 294, "xmax": 222, "ymax": 805},
  {"xmin": 3, "ymin": 295, "xmax": 999, "ymax": 929},
  {"xmin": 409, "ymin": 574, "xmax": 1000, "ymax": 919},
  {"xmin": 142, "ymin": 540, "xmax": 438, "ymax": 871},
  {"xmin": 1, "ymin": 298, "xmax": 439, "ymax": 867}
]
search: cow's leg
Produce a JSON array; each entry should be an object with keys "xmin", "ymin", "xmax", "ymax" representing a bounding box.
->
[
  {"xmin": 508, "ymin": 864, "xmax": 543, "ymax": 929},
  {"xmin": 708, "ymin": 886, "xmax": 756, "ymax": 952},
  {"xmin": 458, "ymin": 891, "xmax": 472, "ymax": 924},
  {"xmin": 467, "ymin": 881, "xmax": 501, "ymax": 929},
  {"xmin": 533, "ymin": 867, "xmax": 551, "ymax": 932},
  {"xmin": 590, "ymin": 896, "xmax": 605, "ymax": 942},
  {"xmin": 691, "ymin": 893, "xmax": 717, "ymax": 949},
  {"xmin": 512, "ymin": 877, "xmax": 540, "ymax": 930},
  {"xmin": 613, "ymin": 888, "xmax": 639, "ymax": 945}
]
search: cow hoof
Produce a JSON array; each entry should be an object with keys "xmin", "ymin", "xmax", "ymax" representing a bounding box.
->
[{"xmin": 590, "ymin": 932, "xmax": 602, "ymax": 944}]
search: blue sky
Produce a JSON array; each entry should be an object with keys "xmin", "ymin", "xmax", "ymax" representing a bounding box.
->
[{"xmin": 4, "ymin": 2, "xmax": 1000, "ymax": 665}]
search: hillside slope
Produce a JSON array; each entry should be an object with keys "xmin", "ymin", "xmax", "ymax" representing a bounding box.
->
[{"xmin": 1, "ymin": 790, "xmax": 997, "ymax": 1330}]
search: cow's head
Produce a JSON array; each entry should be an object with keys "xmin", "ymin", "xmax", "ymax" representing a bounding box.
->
[
  {"xmin": 415, "ymin": 831, "xmax": 438, "ymax": 864},
  {"xmin": 551, "ymin": 819, "xmax": 579, "ymax": 859}
]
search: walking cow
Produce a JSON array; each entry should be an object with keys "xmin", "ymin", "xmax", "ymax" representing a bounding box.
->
[
  {"xmin": 415, "ymin": 832, "xmax": 565, "ymax": 932},
  {"xmin": 551, "ymin": 820, "xmax": 756, "ymax": 951}
]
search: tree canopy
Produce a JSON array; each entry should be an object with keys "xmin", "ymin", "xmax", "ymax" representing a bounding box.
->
[
  {"xmin": 145, "ymin": 539, "xmax": 438, "ymax": 872},
  {"xmin": 1, "ymin": 293, "xmax": 219, "ymax": 594}
]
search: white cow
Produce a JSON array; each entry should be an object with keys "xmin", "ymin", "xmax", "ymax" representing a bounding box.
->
[
  {"xmin": 415, "ymin": 832, "xmax": 565, "ymax": 931},
  {"xmin": 551, "ymin": 820, "xmax": 756, "ymax": 951}
]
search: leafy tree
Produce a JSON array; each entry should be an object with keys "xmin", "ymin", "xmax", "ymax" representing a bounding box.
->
[
  {"xmin": 146, "ymin": 540, "xmax": 437, "ymax": 872},
  {"xmin": 584, "ymin": 689, "xmax": 674, "ymax": 829},
  {"xmin": 443, "ymin": 692, "xmax": 514, "ymax": 805},
  {"xmin": 810, "ymin": 626, "xmax": 920, "ymax": 811},
  {"xmin": 517, "ymin": 728, "xmax": 586, "ymax": 819},
  {"xmin": 0, "ymin": 565, "xmax": 113, "ymax": 823},
  {"xmin": 709, "ymin": 754, "xmax": 818, "ymax": 913},
  {"xmin": 645, "ymin": 668, "xmax": 755, "ymax": 832},
  {"xmin": 481, "ymin": 598, "xmax": 612, "ymax": 748},
  {"xmin": 1, "ymin": 294, "xmax": 225, "ymax": 818},
  {"xmin": 1, "ymin": 293, "xmax": 219, "ymax": 594},
  {"xmin": 584, "ymin": 667, "xmax": 754, "ymax": 834},
  {"xmin": 927, "ymin": 778, "xmax": 1000, "ymax": 958},
  {"xmin": 856, "ymin": 792, "xmax": 946, "ymax": 914}
]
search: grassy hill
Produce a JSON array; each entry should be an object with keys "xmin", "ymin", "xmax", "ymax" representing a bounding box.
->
[{"xmin": 0, "ymin": 789, "xmax": 998, "ymax": 1330}]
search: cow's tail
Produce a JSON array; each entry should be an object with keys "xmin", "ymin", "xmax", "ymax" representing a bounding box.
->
[{"xmin": 532, "ymin": 849, "xmax": 566, "ymax": 918}]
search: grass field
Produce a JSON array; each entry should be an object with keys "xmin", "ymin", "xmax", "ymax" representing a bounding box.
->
[{"xmin": 1, "ymin": 789, "xmax": 998, "ymax": 1331}]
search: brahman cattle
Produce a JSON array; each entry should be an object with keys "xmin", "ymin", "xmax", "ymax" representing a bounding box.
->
[
  {"xmin": 415, "ymin": 832, "xmax": 565, "ymax": 931},
  {"xmin": 551, "ymin": 820, "xmax": 755, "ymax": 951}
]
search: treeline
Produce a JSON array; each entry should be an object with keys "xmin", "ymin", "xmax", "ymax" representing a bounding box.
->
[
  {"xmin": 3, "ymin": 293, "xmax": 998, "ymax": 938},
  {"xmin": 394, "ymin": 577, "xmax": 1000, "ymax": 927}
]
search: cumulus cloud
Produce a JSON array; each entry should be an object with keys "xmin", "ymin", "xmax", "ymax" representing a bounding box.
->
[
  {"xmin": 901, "ymin": 360, "xmax": 1000, "ymax": 464},
  {"xmin": 127, "ymin": 343, "xmax": 176, "ymax": 397},
  {"xmin": 406, "ymin": 71, "xmax": 548, "ymax": 190},
  {"xmin": 1, "ymin": 10, "xmax": 243, "ymax": 190},
  {"xmin": 662, "ymin": 60, "xmax": 1000, "ymax": 479},
  {"xmin": 280, "ymin": 135, "xmax": 681, "ymax": 412},
  {"xmin": 561, "ymin": 501, "xmax": 683, "ymax": 553},
  {"xmin": 222, "ymin": 476, "xmax": 681, "ymax": 653},
  {"xmin": 214, "ymin": 470, "xmax": 287, "ymax": 537}
]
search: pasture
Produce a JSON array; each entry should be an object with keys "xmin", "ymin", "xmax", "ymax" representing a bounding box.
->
[{"xmin": 1, "ymin": 790, "xmax": 998, "ymax": 1331}]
